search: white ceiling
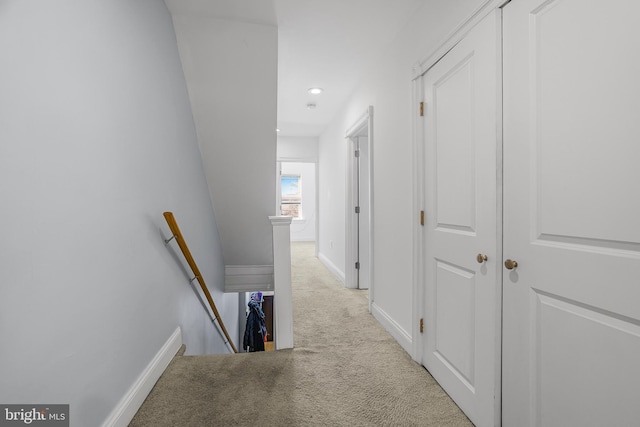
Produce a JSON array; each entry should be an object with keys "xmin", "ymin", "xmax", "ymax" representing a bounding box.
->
[{"xmin": 166, "ymin": 0, "xmax": 426, "ymax": 137}]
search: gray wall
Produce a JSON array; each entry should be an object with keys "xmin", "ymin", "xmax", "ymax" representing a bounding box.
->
[
  {"xmin": 170, "ymin": 13, "xmax": 278, "ymax": 267},
  {"xmin": 0, "ymin": 1, "xmax": 238, "ymax": 425},
  {"xmin": 318, "ymin": 0, "xmax": 490, "ymax": 353},
  {"xmin": 277, "ymin": 135, "xmax": 319, "ymax": 162}
]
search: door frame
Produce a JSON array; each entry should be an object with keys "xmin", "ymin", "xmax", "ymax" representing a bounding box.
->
[{"xmin": 345, "ymin": 106, "xmax": 374, "ymax": 305}]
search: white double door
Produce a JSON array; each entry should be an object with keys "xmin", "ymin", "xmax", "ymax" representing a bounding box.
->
[{"xmin": 422, "ymin": 1, "xmax": 640, "ymax": 426}]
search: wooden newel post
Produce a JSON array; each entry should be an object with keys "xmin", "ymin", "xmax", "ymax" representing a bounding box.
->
[{"xmin": 269, "ymin": 216, "xmax": 294, "ymax": 350}]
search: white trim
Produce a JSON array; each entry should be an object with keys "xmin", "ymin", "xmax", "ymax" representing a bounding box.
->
[
  {"xmin": 492, "ymin": 9, "xmax": 504, "ymax": 423},
  {"xmin": 224, "ymin": 265, "xmax": 274, "ymax": 292},
  {"xmin": 366, "ymin": 107, "xmax": 375, "ymax": 310},
  {"xmin": 345, "ymin": 133, "xmax": 358, "ymax": 290},
  {"xmin": 269, "ymin": 216, "xmax": 294, "ymax": 349},
  {"xmin": 277, "ymin": 156, "xmax": 318, "ymax": 163},
  {"xmin": 411, "ymin": 74, "xmax": 425, "ymax": 363},
  {"xmin": 411, "ymin": 0, "xmax": 509, "ymax": 80},
  {"xmin": 276, "ymin": 162, "xmax": 282, "ymax": 217},
  {"xmin": 291, "ymin": 236, "xmax": 316, "ymax": 242},
  {"xmin": 318, "ymin": 252, "xmax": 346, "ymax": 285},
  {"xmin": 269, "ymin": 216, "xmax": 293, "ymax": 226},
  {"xmin": 315, "ymin": 161, "xmax": 320, "ymax": 258},
  {"xmin": 101, "ymin": 327, "xmax": 182, "ymax": 427},
  {"xmin": 344, "ymin": 106, "xmax": 374, "ymax": 311},
  {"xmin": 345, "ymin": 108, "xmax": 371, "ymax": 138},
  {"xmin": 371, "ymin": 303, "xmax": 413, "ymax": 355}
]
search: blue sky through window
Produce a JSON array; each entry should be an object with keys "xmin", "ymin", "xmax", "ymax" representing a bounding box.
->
[{"xmin": 281, "ymin": 175, "xmax": 300, "ymax": 196}]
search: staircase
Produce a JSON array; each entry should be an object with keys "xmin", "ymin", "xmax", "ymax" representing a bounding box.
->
[{"xmin": 163, "ymin": 212, "xmax": 294, "ymax": 353}]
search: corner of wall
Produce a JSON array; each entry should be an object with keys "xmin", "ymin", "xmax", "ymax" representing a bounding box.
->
[
  {"xmin": 317, "ymin": 252, "xmax": 346, "ymax": 285},
  {"xmin": 371, "ymin": 303, "xmax": 413, "ymax": 355},
  {"xmin": 101, "ymin": 328, "xmax": 182, "ymax": 427}
]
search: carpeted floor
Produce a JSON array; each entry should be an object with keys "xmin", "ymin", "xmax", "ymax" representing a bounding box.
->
[{"xmin": 129, "ymin": 242, "xmax": 473, "ymax": 426}]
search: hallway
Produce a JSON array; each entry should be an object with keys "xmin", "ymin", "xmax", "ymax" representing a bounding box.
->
[{"xmin": 130, "ymin": 242, "xmax": 472, "ymax": 426}]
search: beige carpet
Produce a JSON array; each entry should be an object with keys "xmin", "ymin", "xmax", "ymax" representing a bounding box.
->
[{"xmin": 129, "ymin": 242, "xmax": 473, "ymax": 426}]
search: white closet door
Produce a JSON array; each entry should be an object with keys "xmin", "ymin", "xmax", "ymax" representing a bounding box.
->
[
  {"xmin": 422, "ymin": 11, "xmax": 500, "ymax": 427},
  {"xmin": 503, "ymin": 0, "xmax": 640, "ymax": 425}
]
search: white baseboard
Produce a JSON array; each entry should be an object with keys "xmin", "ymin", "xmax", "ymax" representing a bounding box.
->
[
  {"xmin": 101, "ymin": 327, "xmax": 182, "ymax": 427},
  {"xmin": 371, "ymin": 302, "xmax": 413, "ymax": 355},
  {"xmin": 317, "ymin": 252, "xmax": 345, "ymax": 285}
]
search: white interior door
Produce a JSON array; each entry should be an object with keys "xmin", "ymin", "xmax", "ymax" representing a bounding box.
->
[
  {"xmin": 422, "ymin": 11, "xmax": 500, "ymax": 427},
  {"xmin": 503, "ymin": 0, "xmax": 640, "ymax": 425}
]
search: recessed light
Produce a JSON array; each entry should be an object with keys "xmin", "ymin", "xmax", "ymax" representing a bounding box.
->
[
  {"xmin": 308, "ymin": 87, "xmax": 323, "ymax": 95},
  {"xmin": 276, "ymin": 128, "xmax": 280, "ymax": 132}
]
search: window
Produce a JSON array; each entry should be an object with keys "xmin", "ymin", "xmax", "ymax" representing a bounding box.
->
[{"xmin": 281, "ymin": 174, "xmax": 302, "ymax": 219}]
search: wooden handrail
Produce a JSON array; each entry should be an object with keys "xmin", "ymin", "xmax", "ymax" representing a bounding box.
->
[{"xmin": 163, "ymin": 211, "xmax": 238, "ymax": 353}]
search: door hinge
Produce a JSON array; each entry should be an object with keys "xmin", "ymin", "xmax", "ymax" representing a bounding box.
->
[
  {"xmin": 355, "ymin": 206, "xmax": 360, "ymax": 214},
  {"xmin": 355, "ymin": 149, "xmax": 360, "ymax": 158},
  {"xmin": 420, "ymin": 210, "xmax": 425, "ymax": 226},
  {"xmin": 419, "ymin": 102, "xmax": 425, "ymax": 117},
  {"xmin": 420, "ymin": 318, "xmax": 424, "ymax": 333},
  {"xmin": 355, "ymin": 262, "xmax": 360, "ymax": 270}
]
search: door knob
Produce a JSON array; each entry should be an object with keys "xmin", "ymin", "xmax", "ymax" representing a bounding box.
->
[
  {"xmin": 504, "ymin": 259, "xmax": 518, "ymax": 270},
  {"xmin": 476, "ymin": 254, "xmax": 488, "ymax": 263}
]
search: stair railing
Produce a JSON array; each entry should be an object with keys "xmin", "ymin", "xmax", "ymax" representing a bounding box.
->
[{"xmin": 163, "ymin": 211, "xmax": 238, "ymax": 353}]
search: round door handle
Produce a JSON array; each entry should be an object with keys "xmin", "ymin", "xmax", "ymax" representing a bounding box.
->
[
  {"xmin": 504, "ymin": 259, "xmax": 518, "ymax": 270},
  {"xmin": 476, "ymin": 254, "xmax": 488, "ymax": 263}
]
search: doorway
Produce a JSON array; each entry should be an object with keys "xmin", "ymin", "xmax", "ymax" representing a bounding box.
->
[
  {"xmin": 274, "ymin": 160, "xmax": 318, "ymax": 351},
  {"xmin": 276, "ymin": 161, "xmax": 318, "ymax": 245},
  {"xmin": 346, "ymin": 107, "xmax": 373, "ymax": 296}
]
